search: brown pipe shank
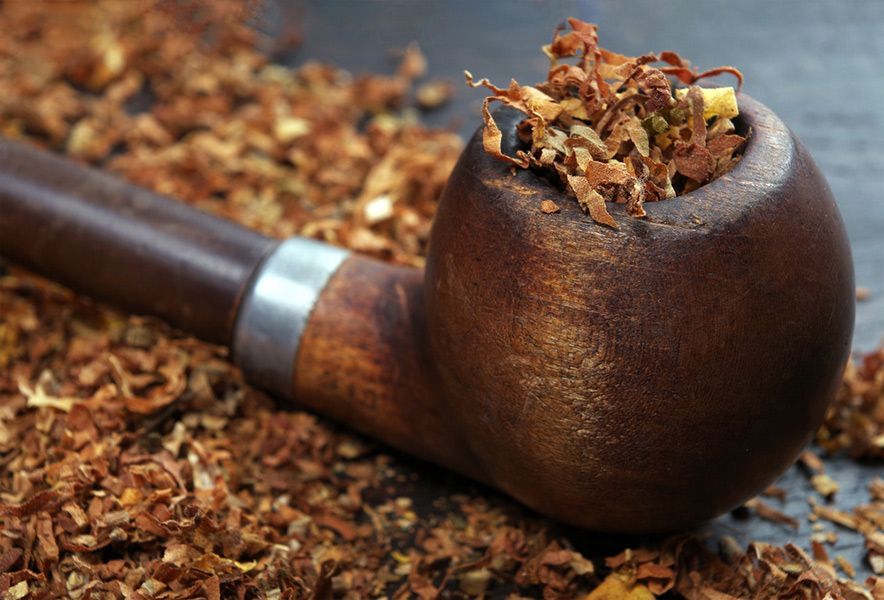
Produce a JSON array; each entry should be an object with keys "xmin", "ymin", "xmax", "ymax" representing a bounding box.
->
[
  {"xmin": 0, "ymin": 139, "xmax": 276, "ymax": 345},
  {"xmin": 292, "ymin": 255, "xmax": 483, "ymax": 480}
]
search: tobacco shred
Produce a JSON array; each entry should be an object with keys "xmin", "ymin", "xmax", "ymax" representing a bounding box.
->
[
  {"xmin": 466, "ymin": 18, "xmax": 747, "ymax": 228},
  {"xmin": 819, "ymin": 348, "xmax": 884, "ymax": 460},
  {"xmin": 0, "ymin": 3, "xmax": 882, "ymax": 599}
]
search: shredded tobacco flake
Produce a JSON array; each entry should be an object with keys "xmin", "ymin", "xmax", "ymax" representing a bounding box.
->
[
  {"xmin": 1, "ymin": 3, "xmax": 883, "ymax": 599},
  {"xmin": 466, "ymin": 18, "xmax": 747, "ymax": 228},
  {"xmin": 540, "ymin": 199, "xmax": 561, "ymax": 214},
  {"xmin": 744, "ymin": 498, "xmax": 800, "ymax": 530},
  {"xmin": 819, "ymin": 348, "xmax": 884, "ymax": 459}
]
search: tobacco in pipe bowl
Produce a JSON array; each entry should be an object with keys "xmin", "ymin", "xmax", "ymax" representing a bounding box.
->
[{"xmin": 0, "ymin": 93, "xmax": 854, "ymax": 532}]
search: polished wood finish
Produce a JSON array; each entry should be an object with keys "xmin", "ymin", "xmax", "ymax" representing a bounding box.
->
[
  {"xmin": 0, "ymin": 139, "xmax": 276, "ymax": 346},
  {"xmin": 293, "ymin": 255, "xmax": 482, "ymax": 481},
  {"xmin": 423, "ymin": 95, "xmax": 854, "ymax": 531}
]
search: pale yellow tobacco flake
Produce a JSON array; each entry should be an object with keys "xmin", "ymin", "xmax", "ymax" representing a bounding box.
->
[
  {"xmin": 585, "ymin": 574, "xmax": 654, "ymax": 600},
  {"xmin": 675, "ymin": 86, "xmax": 739, "ymax": 120}
]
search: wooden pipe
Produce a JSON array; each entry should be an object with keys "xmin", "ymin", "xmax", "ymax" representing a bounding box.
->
[{"xmin": 0, "ymin": 94, "xmax": 854, "ymax": 532}]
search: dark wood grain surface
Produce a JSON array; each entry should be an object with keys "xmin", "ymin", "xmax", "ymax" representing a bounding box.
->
[
  {"xmin": 268, "ymin": 0, "xmax": 883, "ymax": 579},
  {"xmin": 0, "ymin": 138, "xmax": 276, "ymax": 346}
]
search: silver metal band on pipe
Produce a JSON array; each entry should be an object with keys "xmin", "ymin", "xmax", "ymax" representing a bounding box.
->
[{"xmin": 232, "ymin": 237, "xmax": 350, "ymax": 399}]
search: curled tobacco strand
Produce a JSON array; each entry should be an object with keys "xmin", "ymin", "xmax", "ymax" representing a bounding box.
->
[{"xmin": 467, "ymin": 19, "xmax": 748, "ymax": 228}]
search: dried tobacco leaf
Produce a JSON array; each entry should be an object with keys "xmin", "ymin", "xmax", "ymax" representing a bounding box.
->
[
  {"xmin": 540, "ymin": 199, "xmax": 561, "ymax": 214},
  {"xmin": 818, "ymin": 348, "xmax": 884, "ymax": 459},
  {"xmin": 467, "ymin": 18, "xmax": 747, "ymax": 227},
  {"xmin": 585, "ymin": 574, "xmax": 654, "ymax": 600},
  {"xmin": 812, "ymin": 473, "xmax": 840, "ymax": 500},
  {"xmin": 416, "ymin": 80, "xmax": 455, "ymax": 109},
  {"xmin": 744, "ymin": 498, "xmax": 800, "ymax": 530},
  {"xmin": 0, "ymin": 3, "xmax": 882, "ymax": 599}
]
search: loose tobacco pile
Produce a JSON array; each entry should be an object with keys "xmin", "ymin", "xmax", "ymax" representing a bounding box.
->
[
  {"xmin": 467, "ymin": 18, "xmax": 746, "ymax": 228},
  {"xmin": 0, "ymin": 3, "xmax": 882, "ymax": 598}
]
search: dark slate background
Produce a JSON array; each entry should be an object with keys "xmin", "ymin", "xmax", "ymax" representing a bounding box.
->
[{"xmin": 266, "ymin": 0, "xmax": 883, "ymax": 580}]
